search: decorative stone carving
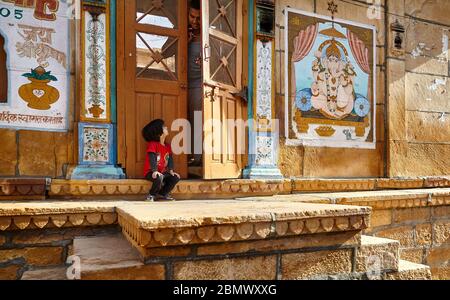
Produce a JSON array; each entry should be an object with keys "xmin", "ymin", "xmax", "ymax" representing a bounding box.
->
[{"xmin": 117, "ymin": 202, "xmax": 371, "ymax": 249}]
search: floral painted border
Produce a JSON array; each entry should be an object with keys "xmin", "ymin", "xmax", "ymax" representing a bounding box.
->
[{"xmin": 78, "ymin": 122, "xmax": 114, "ymax": 165}]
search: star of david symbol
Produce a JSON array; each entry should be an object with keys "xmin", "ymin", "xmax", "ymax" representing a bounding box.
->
[{"xmin": 327, "ymin": 0, "xmax": 338, "ymax": 17}]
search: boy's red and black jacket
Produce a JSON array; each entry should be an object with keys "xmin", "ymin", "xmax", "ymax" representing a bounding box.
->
[{"xmin": 143, "ymin": 141, "xmax": 174, "ymax": 177}]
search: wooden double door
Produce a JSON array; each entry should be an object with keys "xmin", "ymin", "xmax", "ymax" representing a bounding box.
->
[{"xmin": 117, "ymin": 0, "xmax": 247, "ymax": 179}]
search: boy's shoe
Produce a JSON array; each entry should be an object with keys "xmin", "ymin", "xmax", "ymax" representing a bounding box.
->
[
  {"xmin": 145, "ymin": 194, "xmax": 155, "ymax": 202},
  {"xmin": 156, "ymin": 194, "xmax": 176, "ymax": 201}
]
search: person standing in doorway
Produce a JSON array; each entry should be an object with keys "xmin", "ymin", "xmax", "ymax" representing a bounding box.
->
[{"xmin": 187, "ymin": 0, "xmax": 203, "ymax": 167}]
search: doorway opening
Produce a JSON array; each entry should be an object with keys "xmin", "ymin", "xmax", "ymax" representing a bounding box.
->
[{"xmin": 117, "ymin": 0, "xmax": 246, "ymax": 180}]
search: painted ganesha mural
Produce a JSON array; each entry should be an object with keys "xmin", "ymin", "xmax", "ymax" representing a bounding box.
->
[{"xmin": 285, "ymin": 9, "xmax": 376, "ymax": 149}]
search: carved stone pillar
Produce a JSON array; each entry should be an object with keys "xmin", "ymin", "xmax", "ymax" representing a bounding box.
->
[
  {"xmin": 69, "ymin": 0, "xmax": 124, "ymax": 179},
  {"xmin": 244, "ymin": 0, "xmax": 283, "ymax": 179}
]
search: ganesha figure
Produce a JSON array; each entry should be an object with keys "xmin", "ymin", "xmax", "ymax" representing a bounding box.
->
[{"xmin": 311, "ymin": 40, "xmax": 356, "ymax": 119}]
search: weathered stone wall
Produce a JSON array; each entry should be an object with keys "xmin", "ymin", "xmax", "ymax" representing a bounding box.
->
[
  {"xmin": 368, "ymin": 204, "xmax": 450, "ymax": 280},
  {"xmin": 0, "ymin": 130, "xmax": 75, "ymax": 178},
  {"xmin": 275, "ymin": 0, "xmax": 386, "ymax": 178},
  {"xmin": 389, "ymin": 0, "xmax": 450, "ymax": 176},
  {"xmin": 0, "ymin": 226, "xmax": 119, "ymax": 280}
]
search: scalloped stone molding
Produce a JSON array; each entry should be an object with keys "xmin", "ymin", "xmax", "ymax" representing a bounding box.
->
[
  {"xmin": 0, "ymin": 212, "xmax": 118, "ymax": 231},
  {"xmin": 45, "ymin": 177, "xmax": 450, "ymax": 200},
  {"xmin": 49, "ymin": 179, "xmax": 292, "ymax": 199},
  {"xmin": 0, "ymin": 179, "xmax": 46, "ymax": 200},
  {"xmin": 116, "ymin": 202, "xmax": 371, "ymax": 251}
]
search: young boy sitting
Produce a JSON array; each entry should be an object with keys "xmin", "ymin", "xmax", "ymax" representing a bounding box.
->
[{"xmin": 142, "ymin": 119, "xmax": 180, "ymax": 201}]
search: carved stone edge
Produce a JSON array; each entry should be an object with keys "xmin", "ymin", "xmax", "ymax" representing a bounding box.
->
[
  {"xmin": 48, "ymin": 178, "xmax": 450, "ymax": 198},
  {"xmin": 292, "ymin": 179, "xmax": 377, "ymax": 192},
  {"xmin": 375, "ymin": 178, "xmax": 425, "ymax": 189},
  {"xmin": 0, "ymin": 182, "xmax": 46, "ymax": 197},
  {"xmin": 118, "ymin": 213, "xmax": 371, "ymax": 249},
  {"xmin": 335, "ymin": 193, "xmax": 450, "ymax": 209},
  {"xmin": 0, "ymin": 212, "xmax": 118, "ymax": 231},
  {"xmin": 48, "ymin": 180, "xmax": 293, "ymax": 197}
]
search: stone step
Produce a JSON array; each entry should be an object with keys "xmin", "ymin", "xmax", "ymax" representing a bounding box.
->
[
  {"xmin": 356, "ymin": 235, "xmax": 400, "ymax": 274},
  {"xmin": 72, "ymin": 234, "xmax": 164, "ymax": 280},
  {"xmin": 21, "ymin": 266, "xmax": 67, "ymax": 280},
  {"xmin": 384, "ymin": 260, "xmax": 432, "ymax": 280},
  {"xmin": 116, "ymin": 200, "xmax": 371, "ymax": 259}
]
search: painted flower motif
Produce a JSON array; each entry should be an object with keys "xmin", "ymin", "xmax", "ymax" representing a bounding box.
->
[
  {"xmin": 354, "ymin": 96, "xmax": 370, "ymax": 117},
  {"xmin": 295, "ymin": 89, "xmax": 313, "ymax": 112},
  {"xmin": 83, "ymin": 128, "xmax": 109, "ymax": 162}
]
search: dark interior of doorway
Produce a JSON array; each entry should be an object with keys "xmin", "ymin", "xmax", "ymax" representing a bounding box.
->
[{"xmin": 187, "ymin": 2, "xmax": 203, "ymax": 179}]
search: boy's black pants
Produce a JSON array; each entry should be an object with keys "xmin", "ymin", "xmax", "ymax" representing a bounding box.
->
[{"xmin": 146, "ymin": 172, "xmax": 180, "ymax": 196}]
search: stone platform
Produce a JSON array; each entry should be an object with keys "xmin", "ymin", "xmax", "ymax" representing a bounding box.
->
[
  {"xmin": 117, "ymin": 201, "xmax": 370, "ymax": 258},
  {"xmin": 46, "ymin": 177, "xmax": 450, "ymax": 200},
  {"xmin": 1, "ymin": 187, "xmax": 448, "ymax": 280}
]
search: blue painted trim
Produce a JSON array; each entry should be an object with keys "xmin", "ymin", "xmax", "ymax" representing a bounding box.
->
[
  {"xmin": 78, "ymin": 122, "xmax": 115, "ymax": 165},
  {"xmin": 70, "ymin": 165, "xmax": 125, "ymax": 179},
  {"xmin": 246, "ymin": 0, "xmax": 256, "ymax": 167},
  {"xmin": 110, "ymin": 0, "xmax": 117, "ymax": 124}
]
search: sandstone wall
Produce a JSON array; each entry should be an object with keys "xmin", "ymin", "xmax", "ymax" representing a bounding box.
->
[
  {"xmin": 368, "ymin": 204, "xmax": 450, "ymax": 280},
  {"xmin": 0, "ymin": 130, "xmax": 75, "ymax": 178},
  {"xmin": 388, "ymin": 0, "xmax": 450, "ymax": 176},
  {"xmin": 275, "ymin": 0, "xmax": 386, "ymax": 178},
  {"xmin": 0, "ymin": 226, "xmax": 119, "ymax": 280}
]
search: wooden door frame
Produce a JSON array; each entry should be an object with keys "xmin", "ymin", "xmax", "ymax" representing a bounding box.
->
[
  {"xmin": 116, "ymin": 0, "xmax": 248, "ymax": 178},
  {"xmin": 116, "ymin": 0, "xmax": 188, "ymax": 177},
  {"xmin": 116, "ymin": 0, "xmax": 126, "ymax": 168},
  {"xmin": 201, "ymin": 0, "xmax": 249, "ymax": 179}
]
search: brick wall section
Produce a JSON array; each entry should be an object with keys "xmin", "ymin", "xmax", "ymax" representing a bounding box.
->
[
  {"xmin": 368, "ymin": 205, "xmax": 450, "ymax": 279},
  {"xmin": 0, "ymin": 226, "xmax": 119, "ymax": 280}
]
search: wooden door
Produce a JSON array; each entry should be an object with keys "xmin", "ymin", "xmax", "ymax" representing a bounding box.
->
[
  {"xmin": 118, "ymin": 0, "xmax": 188, "ymax": 178},
  {"xmin": 202, "ymin": 0, "xmax": 247, "ymax": 179}
]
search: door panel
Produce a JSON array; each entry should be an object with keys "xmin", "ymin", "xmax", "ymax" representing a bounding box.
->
[
  {"xmin": 120, "ymin": 0, "xmax": 188, "ymax": 178},
  {"xmin": 202, "ymin": 0, "xmax": 246, "ymax": 179}
]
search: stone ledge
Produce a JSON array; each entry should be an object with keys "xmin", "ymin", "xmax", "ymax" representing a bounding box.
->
[
  {"xmin": 0, "ymin": 201, "xmax": 122, "ymax": 231},
  {"xmin": 293, "ymin": 179, "xmax": 376, "ymax": 192},
  {"xmin": 73, "ymin": 234, "xmax": 164, "ymax": 280},
  {"xmin": 384, "ymin": 260, "xmax": 432, "ymax": 280},
  {"xmin": 294, "ymin": 188, "xmax": 450, "ymax": 209},
  {"xmin": 49, "ymin": 179, "xmax": 292, "ymax": 199},
  {"xmin": 376, "ymin": 178, "xmax": 425, "ymax": 189},
  {"xmin": 117, "ymin": 201, "xmax": 371, "ymax": 250},
  {"xmin": 356, "ymin": 235, "xmax": 400, "ymax": 273},
  {"xmin": 0, "ymin": 179, "xmax": 47, "ymax": 201}
]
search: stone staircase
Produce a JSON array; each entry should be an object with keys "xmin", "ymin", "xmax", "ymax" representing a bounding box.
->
[
  {"xmin": 19, "ymin": 200, "xmax": 432, "ymax": 280},
  {"xmin": 21, "ymin": 234, "xmax": 431, "ymax": 280}
]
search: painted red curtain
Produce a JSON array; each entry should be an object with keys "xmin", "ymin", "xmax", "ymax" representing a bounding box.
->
[
  {"xmin": 347, "ymin": 30, "xmax": 370, "ymax": 74},
  {"xmin": 290, "ymin": 24, "xmax": 318, "ymax": 136},
  {"xmin": 291, "ymin": 24, "xmax": 318, "ymax": 62}
]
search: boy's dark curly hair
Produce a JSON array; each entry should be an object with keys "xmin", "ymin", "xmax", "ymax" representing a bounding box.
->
[
  {"xmin": 190, "ymin": 0, "xmax": 200, "ymax": 10},
  {"xmin": 142, "ymin": 119, "xmax": 165, "ymax": 142}
]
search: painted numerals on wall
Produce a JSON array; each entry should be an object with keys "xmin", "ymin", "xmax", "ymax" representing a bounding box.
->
[
  {"xmin": 0, "ymin": 6, "xmax": 24, "ymax": 20},
  {"xmin": 0, "ymin": 0, "xmax": 59, "ymax": 21}
]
